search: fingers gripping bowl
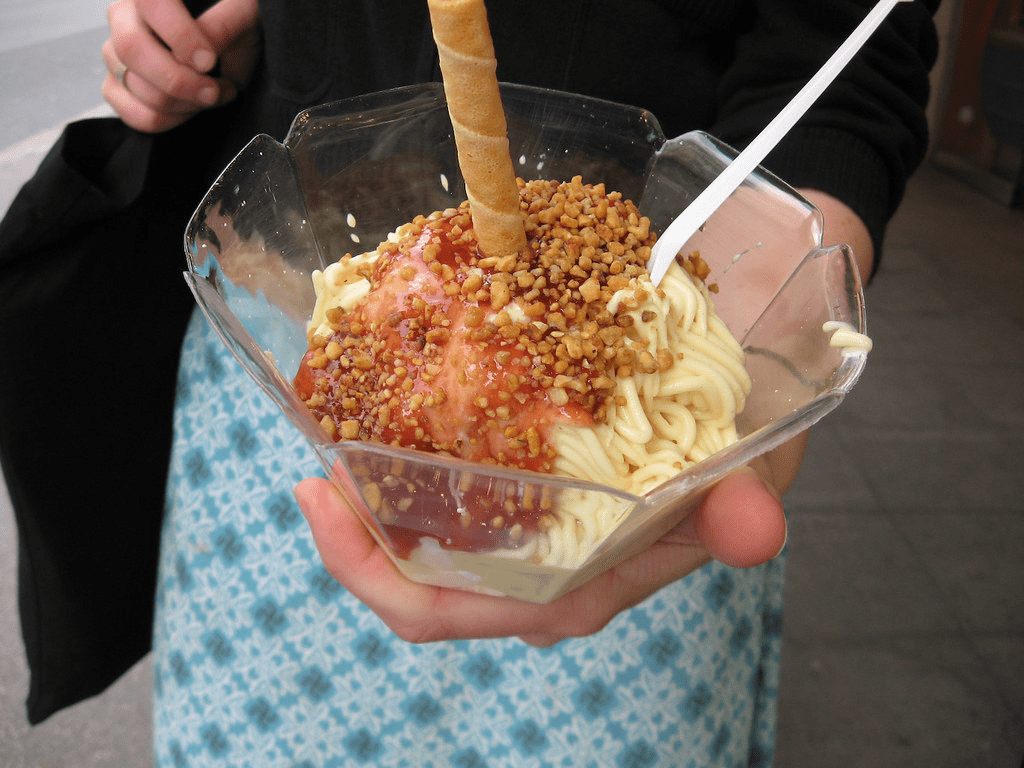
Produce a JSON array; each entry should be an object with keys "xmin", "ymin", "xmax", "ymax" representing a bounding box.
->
[{"xmin": 184, "ymin": 83, "xmax": 869, "ymax": 603}]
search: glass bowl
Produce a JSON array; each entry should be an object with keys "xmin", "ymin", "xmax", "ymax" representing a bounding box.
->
[{"xmin": 184, "ymin": 83, "xmax": 868, "ymax": 603}]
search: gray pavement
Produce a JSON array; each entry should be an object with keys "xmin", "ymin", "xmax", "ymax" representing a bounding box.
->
[
  {"xmin": 775, "ymin": 164, "xmax": 1024, "ymax": 767},
  {"xmin": 1, "ymin": 3, "xmax": 1023, "ymax": 767},
  {"xmin": 0, "ymin": 0, "xmax": 111, "ymax": 148}
]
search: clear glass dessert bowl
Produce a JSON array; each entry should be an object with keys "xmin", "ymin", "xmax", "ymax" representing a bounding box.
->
[{"xmin": 184, "ymin": 83, "xmax": 869, "ymax": 603}]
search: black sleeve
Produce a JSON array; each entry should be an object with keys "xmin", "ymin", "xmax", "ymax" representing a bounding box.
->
[{"xmin": 710, "ymin": 0, "xmax": 941, "ymax": 265}]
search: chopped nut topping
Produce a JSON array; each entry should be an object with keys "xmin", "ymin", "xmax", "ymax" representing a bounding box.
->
[{"xmin": 294, "ymin": 176, "xmax": 723, "ymax": 479}]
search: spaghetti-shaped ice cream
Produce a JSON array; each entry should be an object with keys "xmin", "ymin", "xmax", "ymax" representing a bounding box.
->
[
  {"xmin": 552, "ymin": 266, "xmax": 748, "ymax": 494},
  {"xmin": 295, "ymin": 177, "xmax": 750, "ymax": 570}
]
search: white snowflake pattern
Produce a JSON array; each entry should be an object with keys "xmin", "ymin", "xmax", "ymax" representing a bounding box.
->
[
  {"xmin": 503, "ymin": 653, "xmax": 579, "ymax": 724},
  {"xmin": 230, "ymin": 628, "xmax": 304, "ymax": 699},
  {"xmin": 328, "ymin": 662, "xmax": 405, "ymax": 735},
  {"xmin": 444, "ymin": 686, "xmax": 516, "ymax": 753},
  {"xmin": 383, "ymin": 642, "xmax": 457, "ymax": 698},
  {"xmin": 194, "ymin": 556, "xmax": 260, "ymax": 626},
  {"xmin": 376, "ymin": 726, "xmax": 462, "ymax": 768},
  {"xmin": 608, "ymin": 665, "xmax": 685, "ymax": 744},
  {"xmin": 643, "ymin": 577, "xmax": 705, "ymax": 641},
  {"xmin": 286, "ymin": 600, "xmax": 359, "ymax": 672},
  {"xmin": 156, "ymin": 599, "xmax": 209, "ymax": 665},
  {"xmin": 486, "ymin": 752, "xmax": 545, "ymax": 768},
  {"xmin": 541, "ymin": 714, "xmax": 617, "ymax": 768},
  {"xmin": 240, "ymin": 525, "xmax": 313, "ymax": 604},
  {"xmin": 561, "ymin": 619, "xmax": 647, "ymax": 681}
]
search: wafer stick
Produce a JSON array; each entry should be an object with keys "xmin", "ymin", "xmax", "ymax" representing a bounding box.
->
[{"xmin": 428, "ymin": 0, "xmax": 527, "ymax": 258}]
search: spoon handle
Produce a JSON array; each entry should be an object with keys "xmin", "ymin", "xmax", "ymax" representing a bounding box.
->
[{"xmin": 648, "ymin": 0, "xmax": 910, "ymax": 285}]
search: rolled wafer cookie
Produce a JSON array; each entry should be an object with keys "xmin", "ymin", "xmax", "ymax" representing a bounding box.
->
[{"xmin": 428, "ymin": 0, "xmax": 527, "ymax": 258}]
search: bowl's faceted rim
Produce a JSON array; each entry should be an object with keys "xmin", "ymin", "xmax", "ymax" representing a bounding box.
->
[{"xmin": 183, "ymin": 81, "xmax": 869, "ymax": 525}]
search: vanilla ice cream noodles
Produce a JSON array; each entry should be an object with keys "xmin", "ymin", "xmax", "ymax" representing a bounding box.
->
[{"xmin": 293, "ymin": 175, "xmax": 752, "ymax": 570}]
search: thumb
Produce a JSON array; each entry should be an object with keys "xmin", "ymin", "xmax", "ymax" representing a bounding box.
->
[{"xmin": 694, "ymin": 467, "xmax": 787, "ymax": 568}]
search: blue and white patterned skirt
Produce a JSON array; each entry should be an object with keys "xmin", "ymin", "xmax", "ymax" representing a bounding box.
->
[{"xmin": 152, "ymin": 312, "xmax": 786, "ymax": 767}]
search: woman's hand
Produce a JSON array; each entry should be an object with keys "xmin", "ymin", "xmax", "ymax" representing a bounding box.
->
[
  {"xmin": 101, "ymin": 0, "xmax": 261, "ymax": 132},
  {"xmin": 294, "ymin": 459, "xmax": 787, "ymax": 648}
]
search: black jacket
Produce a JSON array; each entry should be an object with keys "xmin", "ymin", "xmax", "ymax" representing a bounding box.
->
[{"xmin": 243, "ymin": 0, "xmax": 939, "ymax": 258}]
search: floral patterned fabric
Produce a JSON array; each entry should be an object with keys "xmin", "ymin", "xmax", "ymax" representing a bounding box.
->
[{"xmin": 153, "ymin": 312, "xmax": 786, "ymax": 767}]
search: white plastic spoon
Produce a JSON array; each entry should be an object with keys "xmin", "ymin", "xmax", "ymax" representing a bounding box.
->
[{"xmin": 648, "ymin": 0, "xmax": 911, "ymax": 285}]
